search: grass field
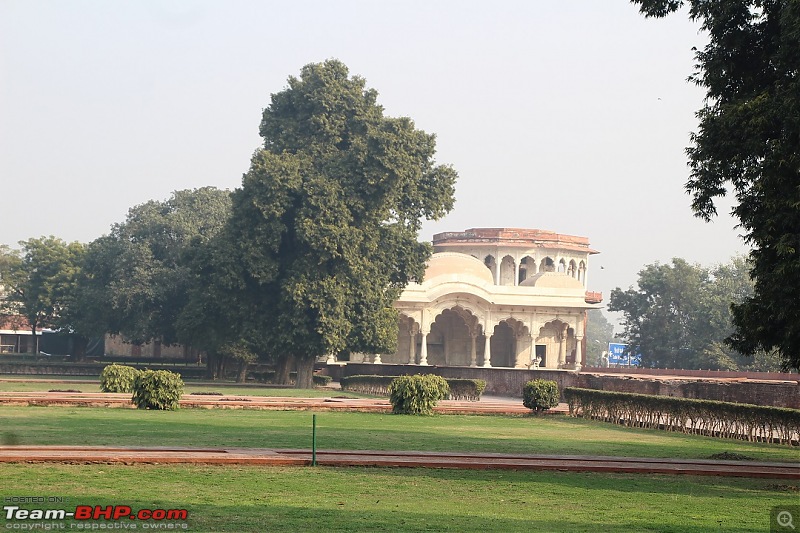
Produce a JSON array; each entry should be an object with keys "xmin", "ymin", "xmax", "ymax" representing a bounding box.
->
[
  {"xmin": 1, "ymin": 381, "xmax": 797, "ymax": 532},
  {"xmin": 1, "ymin": 406, "xmax": 797, "ymax": 462},
  {"xmin": 0, "ymin": 463, "xmax": 796, "ymax": 532}
]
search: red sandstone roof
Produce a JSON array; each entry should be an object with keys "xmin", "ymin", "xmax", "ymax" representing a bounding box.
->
[
  {"xmin": 433, "ymin": 228, "xmax": 599, "ymax": 254},
  {"xmin": 0, "ymin": 315, "xmax": 40, "ymax": 333}
]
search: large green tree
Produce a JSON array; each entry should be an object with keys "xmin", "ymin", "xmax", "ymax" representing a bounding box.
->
[
  {"xmin": 0, "ymin": 237, "xmax": 85, "ymax": 353},
  {"xmin": 80, "ymin": 187, "xmax": 232, "ymax": 346},
  {"xmin": 226, "ymin": 60, "xmax": 457, "ymax": 388},
  {"xmin": 609, "ymin": 256, "xmax": 780, "ymax": 371},
  {"xmin": 632, "ymin": 0, "xmax": 800, "ymax": 370}
]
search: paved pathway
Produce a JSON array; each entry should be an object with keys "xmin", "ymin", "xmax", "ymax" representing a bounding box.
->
[
  {"xmin": 0, "ymin": 391, "xmax": 553, "ymax": 415},
  {"xmin": 0, "ymin": 445, "xmax": 796, "ymax": 479}
]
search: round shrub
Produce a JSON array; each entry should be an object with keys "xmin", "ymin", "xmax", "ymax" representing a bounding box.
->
[
  {"xmin": 131, "ymin": 369, "xmax": 185, "ymax": 410},
  {"xmin": 100, "ymin": 364, "xmax": 140, "ymax": 393},
  {"xmin": 523, "ymin": 379, "xmax": 560, "ymax": 412},
  {"xmin": 388, "ymin": 374, "xmax": 450, "ymax": 415}
]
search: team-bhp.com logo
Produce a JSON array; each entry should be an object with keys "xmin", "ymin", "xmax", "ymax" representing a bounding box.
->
[{"xmin": 4, "ymin": 505, "xmax": 188, "ymax": 529}]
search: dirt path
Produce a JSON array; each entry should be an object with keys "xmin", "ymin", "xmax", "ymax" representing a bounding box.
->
[{"xmin": 0, "ymin": 445, "xmax": 797, "ymax": 479}]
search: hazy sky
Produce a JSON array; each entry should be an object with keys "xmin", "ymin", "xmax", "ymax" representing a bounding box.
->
[{"xmin": 0, "ymin": 0, "xmax": 749, "ymax": 323}]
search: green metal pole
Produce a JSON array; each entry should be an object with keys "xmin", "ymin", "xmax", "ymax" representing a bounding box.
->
[{"xmin": 311, "ymin": 414, "xmax": 317, "ymax": 466}]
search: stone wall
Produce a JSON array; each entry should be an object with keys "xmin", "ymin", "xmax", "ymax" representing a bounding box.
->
[
  {"xmin": 324, "ymin": 363, "xmax": 800, "ymax": 409},
  {"xmin": 0, "ymin": 362, "xmax": 207, "ymax": 379}
]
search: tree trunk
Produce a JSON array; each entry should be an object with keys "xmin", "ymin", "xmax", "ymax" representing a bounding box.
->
[
  {"xmin": 72, "ymin": 336, "xmax": 88, "ymax": 362},
  {"xmin": 295, "ymin": 356, "xmax": 315, "ymax": 389},
  {"xmin": 206, "ymin": 353, "xmax": 221, "ymax": 380},
  {"xmin": 31, "ymin": 323, "xmax": 39, "ymax": 355},
  {"xmin": 275, "ymin": 354, "xmax": 293, "ymax": 385},
  {"xmin": 236, "ymin": 360, "xmax": 249, "ymax": 383}
]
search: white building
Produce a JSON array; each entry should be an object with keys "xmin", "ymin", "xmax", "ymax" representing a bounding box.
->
[{"xmin": 378, "ymin": 228, "xmax": 602, "ymax": 369}]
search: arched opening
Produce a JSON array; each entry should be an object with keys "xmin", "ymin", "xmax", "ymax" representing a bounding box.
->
[
  {"xmin": 540, "ymin": 257, "xmax": 555, "ymax": 272},
  {"xmin": 489, "ymin": 318, "xmax": 530, "ymax": 367},
  {"xmin": 535, "ymin": 320, "xmax": 573, "ymax": 368},
  {"xmin": 490, "ymin": 322, "xmax": 516, "ymax": 368},
  {"xmin": 499, "ymin": 255, "xmax": 516, "ymax": 286},
  {"xmin": 568, "ymin": 260, "xmax": 577, "ymax": 278},
  {"xmin": 578, "ymin": 261, "xmax": 586, "ymax": 283},
  {"xmin": 388, "ymin": 315, "xmax": 419, "ymax": 364},
  {"xmin": 484, "ymin": 255, "xmax": 497, "ymax": 283},
  {"xmin": 557, "ymin": 259, "xmax": 567, "ymax": 273},
  {"xmin": 426, "ymin": 306, "xmax": 479, "ymax": 366},
  {"xmin": 519, "ymin": 256, "xmax": 534, "ymax": 284}
]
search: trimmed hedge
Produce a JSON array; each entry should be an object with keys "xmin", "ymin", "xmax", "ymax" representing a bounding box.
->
[
  {"xmin": 446, "ymin": 379, "xmax": 486, "ymax": 401},
  {"xmin": 340, "ymin": 375, "xmax": 394, "ymax": 395},
  {"xmin": 131, "ymin": 369, "xmax": 185, "ymax": 410},
  {"xmin": 388, "ymin": 374, "xmax": 450, "ymax": 415},
  {"xmin": 250, "ymin": 371, "xmax": 333, "ymax": 387},
  {"xmin": 340, "ymin": 375, "xmax": 486, "ymax": 401},
  {"xmin": 100, "ymin": 364, "xmax": 140, "ymax": 393},
  {"xmin": 523, "ymin": 379, "xmax": 559, "ymax": 412},
  {"xmin": 564, "ymin": 387, "xmax": 800, "ymax": 446},
  {"xmin": 313, "ymin": 374, "xmax": 333, "ymax": 386}
]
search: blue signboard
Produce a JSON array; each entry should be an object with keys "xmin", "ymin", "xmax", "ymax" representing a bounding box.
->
[{"xmin": 607, "ymin": 343, "xmax": 641, "ymax": 366}]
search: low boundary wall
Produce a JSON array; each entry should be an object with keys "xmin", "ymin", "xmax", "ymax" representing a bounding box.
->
[
  {"xmin": 323, "ymin": 363, "xmax": 800, "ymax": 409},
  {"xmin": 0, "ymin": 362, "xmax": 207, "ymax": 379}
]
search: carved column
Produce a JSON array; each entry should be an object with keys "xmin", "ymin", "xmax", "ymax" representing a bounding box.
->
[
  {"xmin": 408, "ymin": 332, "xmax": 416, "ymax": 364},
  {"xmin": 483, "ymin": 333, "xmax": 493, "ymax": 368},
  {"xmin": 574, "ymin": 335, "xmax": 583, "ymax": 370},
  {"xmin": 558, "ymin": 323, "xmax": 568, "ymax": 368},
  {"xmin": 419, "ymin": 331, "xmax": 429, "ymax": 366},
  {"xmin": 469, "ymin": 333, "xmax": 478, "ymax": 367}
]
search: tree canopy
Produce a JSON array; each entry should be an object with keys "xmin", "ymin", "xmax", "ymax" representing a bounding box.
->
[
  {"xmin": 609, "ymin": 256, "xmax": 781, "ymax": 371},
  {"xmin": 632, "ymin": 0, "xmax": 800, "ymax": 370},
  {"xmin": 225, "ymin": 59, "xmax": 457, "ymax": 387},
  {"xmin": 0, "ymin": 237, "xmax": 85, "ymax": 353},
  {"xmin": 79, "ymin": 187, "xmax": 232, "ymax": 345}
]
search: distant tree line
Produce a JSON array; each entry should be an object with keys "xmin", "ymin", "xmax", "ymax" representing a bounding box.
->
[
  {"xmin": 0, "ymin": 60, "xmax": 457, "ymax": 388},
  {"xmin": 609, "ymin": 257, "xmax": 784, "ymax": 372}
]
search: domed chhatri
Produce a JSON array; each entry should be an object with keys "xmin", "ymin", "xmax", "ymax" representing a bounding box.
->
[{"xmin": 367, "ymin": 228, "xmax": 602, "ymax": 370}]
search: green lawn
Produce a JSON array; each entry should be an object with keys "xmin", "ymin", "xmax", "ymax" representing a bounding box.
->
[
  {"xmin": 1, "ymin": 406, "xmax": 797, "ymax": 463},
  {"xmin": 0, "ymin": 377, "xmax": 363, "ymax": 397},
  {"xmin": 0, "ymin": 463, "xmax": 796, "ymax": 532},
  {"xmin": 1, "ymin": 399, "xmax": 798, "ymax": 532}
]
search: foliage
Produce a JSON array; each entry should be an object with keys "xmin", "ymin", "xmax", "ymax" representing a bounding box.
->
[
  {"xmin": 222, "ymin": 60, "xmax": 457, "ymax": 388},
  {"xmin": 585, "ymin": 309, "xmax": 615, "ymax": 366},
  {"xmin": 0, "ymin": 237, "xmax": 85, "ymax": 353},
  {"xmin": 631, "ymin": 0, "xmax": 800, "ymax": 371},
  {"xmin": 522, "ymin": 380, "xmax": 560, "ymax": 412},
  {"xmin": 340, "ymin": 375, "xmax": 485, "ymax": 401},
  {"xmin": 564, "ymin": 387, "xmax": 800, "ymax": 445},
  {"xmin": 79, "ymin": 187, "xmax": 231, "ymax": 345},
  {"xmin": 99, "ymin": 364, "xmax": 140, "ymax": 393},
  {"xmin": 444, "ymin": 379, "xmax": 486, "ymax": 401},
  {"xmin": 313, "ymin": 374, "xmax": 333, "ymax": 386},
  {"xmin": 609, "ymin": 256, "xmax": 780, "ymax": 370},
  {"xmin": 340, "ymin": 375, "xmax": 396, "ymax": 395},
  {"xmin": 388, "ymin": 374, "xmax": 450, "ymax": 415},
  {"xmin": 131, "ymin": 369, "xmax": 184, "ymax": 410}
]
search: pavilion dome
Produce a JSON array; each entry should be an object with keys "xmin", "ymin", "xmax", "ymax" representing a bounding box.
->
[
  {"xmin": 520, "ymin": 271, "xmax": 584, "ymax": 289},
  {"xmin": 422, "ymin": 252, "xmax": 494, "ymax": 285}
]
